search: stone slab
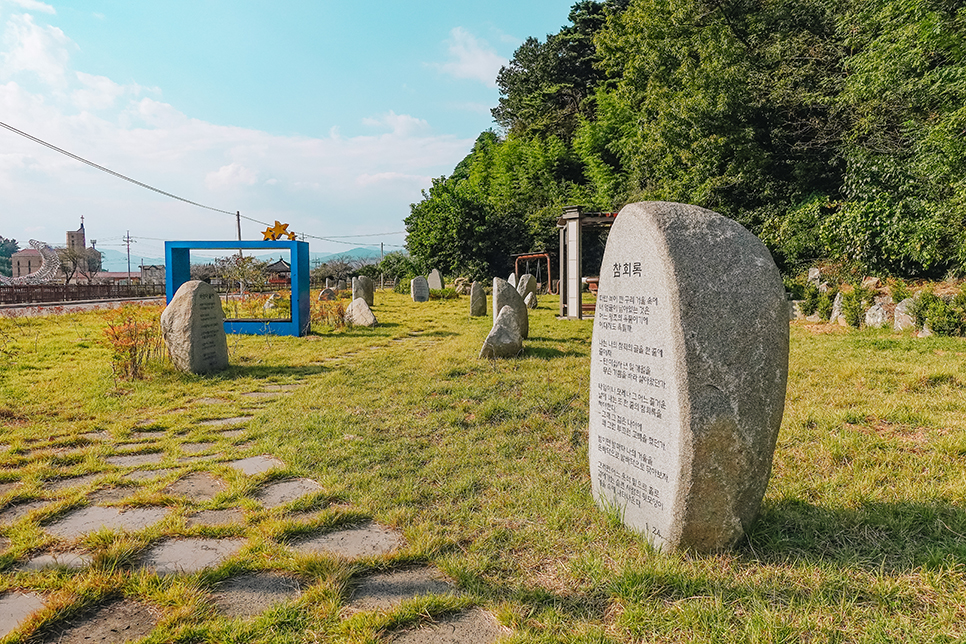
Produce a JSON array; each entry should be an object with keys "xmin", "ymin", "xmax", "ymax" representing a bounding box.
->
[
  {"xmin": 0, "ymin": 501, "xmax": 48, "ymax": 525},
  {"xmin": 0, "ymin": 591, "xmax": 46, "ymax": 638},
  {"xmin": 195, "ymin": 397, "xmax": 226, "ymax": 405},
  {"xmin": 255, "ymin": 478, "xmax": 323, "ymax": 509},
  {"xmin": 164, "ymin": 473, "xmax": 227, "ymax": 502},
  {"xmin": 220, "ymin": 429, "xmax": 247, "ymax": 439},
  {"xmin": 492, "ymin": 278, "xmax": 528, "ymax": 340},
  {"xmin": 411, "ymin": 276, "xmax": 430, "ymax": 302},
  {"xmin": 200, "ymin": 416, "xmax": 252, "ymax": 427},
  {"xmin": 241, "ymin": 391, "xmax": 279, "ymax": 399},
  {"xmin": 139, "ymin": 538, "xmax": 245, "ymax": 575},
  {"xmin": 20, "ymin": 551, "xmax": 92, "ymax": 571},
  {"xmin": 161, "ymin": 280, "xmax": 229, "ymax": 374},
  {"xmin": 469, "ymin": 281, "xmax": 486, "ymax": 316},
  {"xmin": 264, "ymin": 384, "xmax": 299, "ymax": 391},
  {"xmin": 40, "ymin": 600, "xmax": 157, "ymax": 643},
  {"xmin": 390, "ymin": 609, "xmax": 504, "ymax": 644},
  {"xmin": 210, "ymin": 572, "xmax": 301, "ymax": 618},
  {"xmin": 293, "ymin": 522, "xmax": 404, "ymax": 558},
  {"xmin": 45, "ymin": 506, "xmax": 169, "ymax": 539},
  {"xmin": 349, "ymin": 567, "xmax": 456, "ymax": 610},
  {"xmin": 180, "ymin": 441, "xmax": 216, "ymax": 454},
  {"xmin": 123, "ymin": 468, "xmax": 177, "ymax": 482},
  {"xmin": 589, "ymin": 201, "xmax": 788, "ymax": 552},
  {"xmin": 187, "ymin": 508, "xmax": 245, "ymax": 527},
  {"xmin": 427, "ymin": 269, "xmax": 444, "ymax": 290},
  {"xmin": 89, "ymin": 487, "xmax": 137, "ymax": 504},
  {"xmin": 0, "ymin": 481, "xmax": 17, "ymax": 495},
  {"xmin": 44, "ymin": 474, "xmax": 99, "ymax": 491},
  {"xmin": 228, "ymin": 456, "xmax": 285, "ymax": 475},
  {"xmin": 106, "ymin": 452, "xmax": 164, "ymax": 467}
]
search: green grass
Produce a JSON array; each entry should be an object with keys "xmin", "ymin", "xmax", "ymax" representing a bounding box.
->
[{"xmin": 2, "ymin": 295, "xmax": 966, "ymax": 642}]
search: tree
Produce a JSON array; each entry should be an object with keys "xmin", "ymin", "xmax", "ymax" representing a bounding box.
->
[
  {"xmin": 377, "ymin": 251, "xmax": 418, "ymax": 281},
  {"xmin": 0, "ymin": 237, "xmax": 18, "ymax": 277},
  {"xmin": 214, "ymin": 255, "xmax": 268, "ymax": 294},
  {"xmin": 77, "ymin": 249, "xmax": 102, "ymax": 283}
]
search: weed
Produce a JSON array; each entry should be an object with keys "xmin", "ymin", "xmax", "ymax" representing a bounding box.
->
[{"xmin": 102, "ymin": 305, "xmax": 165, "ymax": 382}]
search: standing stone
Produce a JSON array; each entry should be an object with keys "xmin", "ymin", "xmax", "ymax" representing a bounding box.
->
[
  {"xmin": 161, "ymin": 281, "xmax": 229, "ymax": 374},
  {"xmin": 345, "ymin": 298, "xmax": 377, "ymax": 327},
  {"xmin": 337, "ymin": 279, "xmax": 346, "ymax": 291},
  {"xmin": 427, "ymin": 269, "xmax": 444, "ymax": 291},
  {"xmin": 807, "ymin": 267, "xmax": 822, "ymax": 287},
  {"xmin": 411, "ymin": 276, "xmax": 430, "ymax": 302},
  {"xmin": 492, "ymin": 277, "xmax": 528, "ymax": 340},
  {"xmin": 516, "ymin": 274, "xmax": 537, "ymax": 301},
  {"xmin": 326, "ymin": 278, "xmax": 334, "ymax": 289},
  {"xmin": 589, "ymin": 202, "xmax": 788, "ymax": 552},
  {"xmin": 830, "ymin": 292, "xmax": 843, "ymax": 325},
  {"xmin": 894, "ymin": 298, "xmax": 915, "ymax": 331},
  {"xmin": 865, "ymin": 304, "xmax": 889, "ymax": 328},
  {"xmin": 524, "ymin": 292, "xmax": 538, "ymax": 309},
  {"xmin": 507, "ymin": 273, "xmax": 517, "ymax": 288},
  {"xmin": 480, "ymin": 306, "xmax": 523, "ymax": 358},
  {"xmin": 470, "ymin": 281, "xmax": 487, "ymax": 316},
  {"xmin": 318, "ymin": 288, "xmax": 336, "ymax": 301},
  {"xmin": 353, "ymin": 275, "xmax": 374, "ymax": 307}
]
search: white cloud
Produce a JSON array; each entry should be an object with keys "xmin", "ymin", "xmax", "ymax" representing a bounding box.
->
[
  {"xmin": 355, "ymin": 171, "xmax": 430, "ymax": 187},
  {"xmin": 0, "ymin": 13, "xmax": 71, "ymax": 86},
  {"xmin": 361, "ymin": 111, "xmax": 429, "ymax": 137},
  {"xmin": 205, "ymin": 162, "xmax": 258, "ymax": 190},
  {"xmin": 433, "ymin": 27, "xmax": 506, "ymax": 87},
  {"xmin": 71, "ymin": 71, "xmax": 128, "ymax": 110},
  {"xmin": 5, "ymin": 0, "xmax": 56, "ymax": 14}
]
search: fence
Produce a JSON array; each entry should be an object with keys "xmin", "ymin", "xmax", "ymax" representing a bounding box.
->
[{"xmin": 0, "ymin": 283, "xmax": 166, "ymax": 305}]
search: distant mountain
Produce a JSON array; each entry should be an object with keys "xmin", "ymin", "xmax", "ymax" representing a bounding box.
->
[{"xmin": 98, "ymin": 246, "xmax": 386, "ymax": 272}]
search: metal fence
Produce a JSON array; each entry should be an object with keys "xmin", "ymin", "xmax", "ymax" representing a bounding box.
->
[{"xmin": 0, "ymin": 283, "xmax": 166, "ymax": 305}]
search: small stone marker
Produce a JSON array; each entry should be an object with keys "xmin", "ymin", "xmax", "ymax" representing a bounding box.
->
[
  {"xmin": 353, "ymin": 275, "xmax": 375, "ymax": 306},
  {"xmin": 411, "ymin": 276, "xmax": 430, "ymax": 302},
  {"xmin": 346, "ymin": 298, "xmax": 378, "ymax": 327},
  {"xmin": 894, "ymin": 297, "xmax": 915, "ymax": 331},
  {"xmin": 507, "ymin": 273, "xmax": 517, "ymax": 288},
  {"xmin": 338, "ymin": 279, "xmax": 346, "ymax": 291},
  {"xmin": 470, "ymin": 281, "xmax": 486, "ymax": 316},
  {"xmin": 326, "ymin": 278, "xmax": 334, "ymax": 288},
  {"xmin": 318, "ymin": 288, "xmax": 336, "ymax": 301},
  {"xmin": 427, "ymin": 269, "xmax": 444, "ymax": 290},
  {"xmin": 589, "ymin": 201, "xmax": 788, "ymax": 552},
  {"xmin": 492, "ymin": 277, "xmax": 528, "ymax": 339},
  {"xmin": 160, "ymin": 280, "xmax": 229, "ymax": 374},
  {"xmin": 480, "ymin": 306, "xmax": 523, "ymax": 359},
  {"xmin": 516, "ymin": 273, "xmax": 537, "ymax": 301}
]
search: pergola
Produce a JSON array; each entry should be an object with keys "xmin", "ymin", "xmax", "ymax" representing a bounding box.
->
[{"xmin": 557, "ymin": 206, "xmax": 619, "ymax": 319}]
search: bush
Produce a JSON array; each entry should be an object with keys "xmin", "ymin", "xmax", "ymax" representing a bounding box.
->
[
  {"xmin": 817, "ymin": 289, "xmax": 837, "ymax": 321},
  {"xmin": 311, "ymin": 298, "xmax": 351, "ymax": 329},
  {"xmin": 890, "ymin": 279, "xmax": 912, "ymax": 303},
  {"xmin": 102, "ymin": 305, "xmax": 165, "ymax": 382},
  {"xmin": 911, "ymin": 289, "xmax": 966, "ymax": 336},
  {"xmin": 800, "ymin": 283, "xmax": 820, "ymax": 316},
  {"xmin": 841, "ymin": 291, "xmax": 865, "ymax": 328},
  {"xmin": 429, "ymin": 288, "xmax": 459, "ymax": 300},
  {"xmin": 394, "ymin": 279, "xmax": 412, "ymax": 295}
]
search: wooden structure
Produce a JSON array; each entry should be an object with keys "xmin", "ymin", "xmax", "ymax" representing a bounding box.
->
[{"xmin": 557, "ymin": 206, "xmax": 618, "ymax": 319}]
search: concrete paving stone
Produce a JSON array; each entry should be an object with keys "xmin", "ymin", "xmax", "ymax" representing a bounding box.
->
[
  {"xmin": 114, "ymin": 442, "xmax": 140, "ymax": 451},
  {"xmin": 186, "ymin": 508, "xmax": 245, "ymax": 527},
  {"xmin": 0, "ymin": 536, "xmax": 9, "ymax": 552},
  {"xmin": 139, "ymin": 538, "xmax": 246, "ymax": 575},
  {"xmin": 263, "ymin": 384, "xmax": 299, "ymax": 391},
  {"xmin": 89, "ymin": 487, "xmax": 137, "ymax": 505},
  {"xmin": 0, "ymin": 501, "xmax": 48, "ymax": 525},
  {"xmin": 123, "ymin": 468, "xmax": 177, "ymax": 482},
  {"xmin": 131, "ymin": 431, "xmax": 164, "ymax": 440},
  {"xmin": 255, "ymin": 478, "xmax": 322, "ymax": 509},
  {"xmin": 80, "ymin": 431, "xmax": 110, "ymax": 441},
  {"xmin": 45, "ymin": 506, "xmax": 170, "ymax": 539},
  {"xmin": 177, "ymin": 454, "xmax": 221, "ymax": 464},
  {"xmin": 180, "ymin": 441, "xmax": 216, "ymax": 454},
  {"xmin": 135, "ymin": 418, "xmax": 160, "ymax": 427},
  {"xmin": 390, "ymin": 609, "xmax": 505, "ymax": 644},
  {"xmin": 219, "ymin": 429, "xmax": 246, "ymax": 439},
  {"xmin": 199, "ymin": 416, "xmax": 252, "ymax": 427},
  {"xmin": 210, "ymin": 572, "xmax": 301, "ymax": 618},
  {"xmin": 0, "ymin": 591, "xmax": 46, "ymax": 638},
  {"xmin": 40, "ymin": 599, "xmax": 157, "ymax": 643},
  {"xmin": 19, "ymin": 551, "xmax": 92, "ymax": 571},
  {"xmin": 240, "ymin": 391, "xmax": 278, "ymax": 399},
  {"xmin": 293, "ymin": 522, "xmax": 405, "ymax": 559},
  {"xmin": 163, "ymin": 473, "xmax": 226, "ymax": 502},
  {"xmin": 349, "ymin": 567, "xmax": 457, "ymax": 611},
  {"xmin": 228, "ymin": 456, "xmax": 284, "ymax": 476},
  {"xmin": 195, "ymin": 398, "xmax": 226, "ymax": 405},
  {"xmin": 44, "ymin": 474, "xmax": 99, "ymax": 491},
  {"xmin": 105, "ymin": 453, "xmax": 164, "ymax": 467}
]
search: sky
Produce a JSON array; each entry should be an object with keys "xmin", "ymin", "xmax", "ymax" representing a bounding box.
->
[{"xmin": 0, "ymin": 0, "xmax": 577, "ymax": 261}]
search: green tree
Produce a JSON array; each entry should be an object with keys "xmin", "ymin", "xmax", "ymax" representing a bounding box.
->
[{"xmin": 0, "ymin": 236, "xmax": 18, "ymax": 277}]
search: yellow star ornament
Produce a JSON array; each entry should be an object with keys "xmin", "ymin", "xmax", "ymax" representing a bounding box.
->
[{"xmin": 262, "ymin": 221, "xmax": 294, "ymax": 241}]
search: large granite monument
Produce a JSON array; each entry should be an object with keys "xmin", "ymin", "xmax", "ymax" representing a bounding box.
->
[
  {"xmin": 589, "ymin": 202, "xmax": 788, "ymax": 552},
  {"xmin": 160, "ymin": 280, "xmax": 229, "ymax": 374},
  {"xmin": 411, "ymin": 276, "xmax": 430, "ymax": 302}
]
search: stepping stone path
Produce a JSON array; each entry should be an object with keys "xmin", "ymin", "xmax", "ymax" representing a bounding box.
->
[{"xmin": 2, "ymin": 398, "xmax": 503, "ymax": 643}]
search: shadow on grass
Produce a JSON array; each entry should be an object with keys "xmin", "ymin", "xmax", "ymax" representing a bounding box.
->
[
  {"xmin": 744, "ymin": 497, "xmax": 966, "ymax": 572},
  {"xmin": 524, "ymin": 346, "xmax": 586, "ymax": 359},
  {"xmin": 216, "ymin": 365, "xmax": 330, "ymax": 380}
]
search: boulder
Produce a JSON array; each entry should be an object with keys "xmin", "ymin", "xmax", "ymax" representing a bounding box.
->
[
  {"xmin": 862, "ymin": 276, "xmax": 882, "ymax": 290},
  {"xmin": 516, "ymin": 273, "xmax": 537, "ymax": 301},
  {"xmin": 353, "ymin": 275, "xmax": 374, "ymax": 307},
  {"xmin": 894, "ymin": 298, "xmax": 915, "ymax": 331},
  {"xmin": 160, "ymin": 280, "xmax": 229, "ymax": 374},
  {"xmin": 453, "ymin": 276, "xmax": 471, "ymax": 295},
  {"xmin": 337, "ymin": 279, "xmax": 346, "ymax": 291},
  {"xmin": 470, "ymin": 281, "xmax": 487, "ymax": 316},
  {"xmin": 318, "ymin": 288, "xmax": 336, "ymax": 301},
  {"xmin": 830, "ymin": 292, "xmax": 843, "ymax": 325},
  {"xmin": 492, "ymin": 277, "xmax": 528, "ymax": 339},
  {"xmin": 507, "ymin": 273, "xmax": 517, "ymax": 288},
  {"xmin": 865, "ymin": 304, "xmax": 890, "ymax": 328},
  {"xmin": 345, "ymin": 298, "xmax": 377, "ymax": 327},
  {"xmin": 479, "ymin": 305, "xmax": 523, "ymax": 359},
  {"xmin": 524, "ymin": 292, "xmax": 538, "ymax": 309}
]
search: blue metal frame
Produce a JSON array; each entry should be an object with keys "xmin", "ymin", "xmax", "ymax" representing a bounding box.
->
[{"xmin": 165, "ymin": 240, "xmax": 310, "ymax": 337}]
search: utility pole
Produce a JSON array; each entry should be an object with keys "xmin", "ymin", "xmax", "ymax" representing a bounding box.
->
[
  {"xmin": 123, "ymin": 231, "xmax": 134, "ymax": 285},
  {"xmin": 236, "ymin": 211, "xmax": 243, "ymax": 258}
]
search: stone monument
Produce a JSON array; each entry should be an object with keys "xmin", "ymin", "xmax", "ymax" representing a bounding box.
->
[
  {"xmin": 160, "ymin": 280, "xmax": 230, "ymax": 374},
  {"xmin": 589, "ymin": 202, "xmax": 788, "ymax": 552},
  {"xmin": 337, "ymin": 279, "xmax": 346, "ymax": 291},
  {"xmin": 411, "ymin": 276, "xmax": 430, "ymax": 302},
  {"xmin": 516, "ymin": 274, "xmax": 537, "ymax": 301},
  {"xmin": 345, "ymin": 298, "xmax": 377, "ymax": 327},
  {"xmin": 492, "ymin": 277, "xmax": 528, "ymax": 340},
  {"xmin": 428, "ymin": 269, "xmax": 444, "ymax": 290},
  {"xmin": 470, "ymin": 281, "xmax": 486, "ymax": 316},
  {"xmin": 480, "ymin": 306, "xmax": 523, "ymax": 358},
  {"xmin": 353, "ymin": 275, "xmax": 374, "ymax": 307}
]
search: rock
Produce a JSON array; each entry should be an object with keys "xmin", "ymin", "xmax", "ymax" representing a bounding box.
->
[
  {"xmin": 161, "ymin": 280, "xmax": 229, "ymax": 374},
  {"xmin": 894, "ymin": 297, "xmax": 915, "ymax": 331},
  {"xmin": 470, "ymin": 281, "xmax": 487, "ymax": 316},
  {"xmin": 427, "ymin": 269, "xmax": 444, "ymax": 290},
  {"xmin": 263, "ymin": 293, "xmax": 280, "ymax": 310},
  {"xmin": 492, "ymin": 277, "xmax": 528, "ymax": 340},
  {"xmin": 345, "ymin": 298, "xmax": 377, "ymax": 327},
  {"xmin": 524, "ymin": 292, "xmax": 538, "ymax": 309},
  {"xmin": 318, "ymin": 288, "xmax": 336, "ymax": 301},
  {"xmin": 874, "ymin": 295, "xmax": 893, "ymax": 305},
  {"xmin": 337, "ymin": 279, "xmax": 346, "ymax": 291},
  {"xmin": 410, "ymin": 276, "xmax": 429, "ymax": 302},
  {"xmin": 507, "ymin": 273, "xmax": 517, "ymax": 288},
  {"xmin": 865, "ymin": 304, "xmax": 890, "ymax": 328},
  {"xmin": 830, "ymin": 292, "xmax": 843, "ymax": 325},
  {"xmin": 818, "ymin": 282, "xmax": 830, "ymax": 293},
  {"xmin": 479, "ymin": 306, "xmax": 523, "ymax": 358},
  {"xmin": 589, "ymin": 201, "xmax": 788, "ymax": 552},
  {"xmin": 352, "ymin": 276, "xmax": 374, "ymax": 307},
  {"xmin": 453, "ymin": 277, "xmax": 471, "ymax": 295},
  {"xmin": 516, "ymin": 274, "xmax": 537, "ymax": 301},
  {"xmin": 918, "ymin": 324, "xmax": 933, "ymax": 338},
  {"xmin": 807, "ymin": 267, "xmax": 821, "ymax": 287},
  {"xmin": 862, "ymin": 276, "xmax": 881, "ymax": 289}
]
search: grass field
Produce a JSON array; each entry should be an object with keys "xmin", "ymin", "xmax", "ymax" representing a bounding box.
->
[{"xmin": 1, "ymin": 292, "xmax": 965, "ymax": 642}]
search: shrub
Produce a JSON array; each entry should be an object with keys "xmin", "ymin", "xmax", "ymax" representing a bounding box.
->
[
  {"xmin": 784, "ymin": 275, "xmax": 806, "ymax": 301},
  {"xmin": 911, "ymin": 289, "xmax": 966, "ymax": 336},
  {"xmin": 311, "ymin": 298, "xmax": 351, "ymax": 329},
  {"xmin": 841, "ymin": 290, "xmax": 865, "ymax": 328},
  {"xmin": 429, "ymin": 288, "xmax": 459, "ymax": 300},
  {"xmin": 394, "ymin": 279, "xmax": 412, "ymax": 295},
  {"xmin": 890, "ymin": 279, "xmax": 912, "ymax": 303},
  {"xmin": 817, "ymin": 289, "xmax": 837, "ymax": 321},
  {"xmin": 800, "ymin": 283, "xmax": 820, "ymax": 316},
  {"xmin": 103, "ymin": 305, "xmax": 164, "ymax": 382}
]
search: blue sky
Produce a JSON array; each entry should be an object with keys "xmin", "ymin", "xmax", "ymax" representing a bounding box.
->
[{"xmin": 0, "ymin": 0, "xmax": 576, "ymax": 259}]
